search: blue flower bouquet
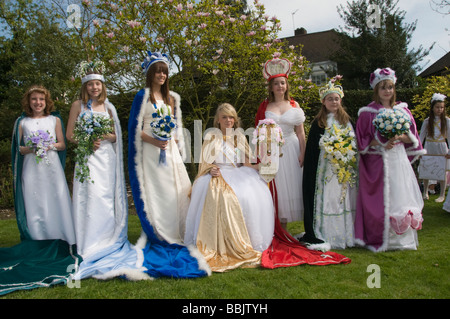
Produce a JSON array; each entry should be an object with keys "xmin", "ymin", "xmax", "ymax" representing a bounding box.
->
[
  {"xmin": 150, "ymin": 103, "xmax": 177, "ymax": 165},
  {"xmin": 73, "ymin": 111, "xmax": 114, "ymax": 183}
]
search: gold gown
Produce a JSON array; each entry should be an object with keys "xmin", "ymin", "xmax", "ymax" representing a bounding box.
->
[{"xmin": 185, "ymin": 130, "xmax": 274, "ymax": 272}]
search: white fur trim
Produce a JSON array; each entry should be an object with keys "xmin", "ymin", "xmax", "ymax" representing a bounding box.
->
[
  {"xmin": 305, "ymin": 242, "xmax": 331, "ymax": 252},
  {"xmin": 187, "ymin": 245, "xmax": 212, "ymax": 276},
  {"xmin": 358, "ymin": 106, "xmax": 379, "ymax": 116}
]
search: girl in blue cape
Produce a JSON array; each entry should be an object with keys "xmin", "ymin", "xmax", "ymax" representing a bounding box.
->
[{"xmin": 128, "ymin": 51, "xmax": 210, "ymax": 278}]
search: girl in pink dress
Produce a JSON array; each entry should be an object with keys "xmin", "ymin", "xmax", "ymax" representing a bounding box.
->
[{"xmin": 355, "ymin": 68, "xmax": 425, "ymax": 252}]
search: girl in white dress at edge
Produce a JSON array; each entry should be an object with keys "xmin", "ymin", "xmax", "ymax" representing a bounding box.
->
[
  {"xmin": 18, "ymin": 85, "xmax": 76, "ymax": 245},
  {"xmin": 419, "ymin": 93, "xmax": 449, "ymax": 203}
]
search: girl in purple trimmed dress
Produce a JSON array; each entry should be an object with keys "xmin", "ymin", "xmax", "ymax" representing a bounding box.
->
[{"xmin": 355, "ymin": 68, "xmax": 425, "ymax": 252}]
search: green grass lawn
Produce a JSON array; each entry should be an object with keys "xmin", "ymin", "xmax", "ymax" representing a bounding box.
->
[{"xmin": 0, "ymin": 194, "xmax": 449, "ymax": 300}]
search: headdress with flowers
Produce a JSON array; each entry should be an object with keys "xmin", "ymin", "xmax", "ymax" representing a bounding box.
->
[
  {"xmin": 262, "ymin": 58, "xmax": 291, "ymax": 81},
  {"xmin": 319, "ymin": 81, "xmax": 344, "ymax": 101},
  {"xmin": 431, "ymin": 93, "xmax": 447, "ymax": 103},
  {"xmin": 141, "ymin": 51, "xmax": 170, "ymax": 75},
  {"xmin": 369, "ymin": 67, "xmax": 397, "ymax": 89},
  {"xmin": 76, "ymin": 60, "xmax": 106, "ymax": 84}
]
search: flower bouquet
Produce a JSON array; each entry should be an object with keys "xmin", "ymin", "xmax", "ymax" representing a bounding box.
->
[
  {"xmin": 73, "ymin": 111, "xmax": 114, "ymax": 183},
  {"xmin": 319, "ymin": 123, "xmax": 357, "ymax": 202},
  {"xmin": 149, "ymin": 103, "xmax": 177, "ymax": 165},
  {"xmin": 252, "ymin": 118, "xmax": 284, "ymax": 182},
  {"xmin": 24, "ymin": 130, "xmax": 56, "ymax": 164},
  {"xmin": 372, "ymin": 108, "xmax": 411, "ymax": 140}
]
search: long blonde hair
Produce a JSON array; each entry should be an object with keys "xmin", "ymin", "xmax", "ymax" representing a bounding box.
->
[
  {"xmin": 213, "ymin": 103, "xmax": 242, "ymax": 129},
  {"xmin": 79, "ymin": 76, "xmax": 107, "ymax": 105}
]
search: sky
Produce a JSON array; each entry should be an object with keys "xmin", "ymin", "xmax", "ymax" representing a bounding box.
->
[{"xmin": 256, "ymin": 0, "xmax": 449, "ymax": 72}]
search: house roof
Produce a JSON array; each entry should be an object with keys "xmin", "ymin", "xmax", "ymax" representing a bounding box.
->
[
  {"xmin": 283, "ymin": 28, "xmax": 341, "ymax": 63},
  {"xmin": 419, "ymin": 51, "xmax": 450, "ymax": 77}
]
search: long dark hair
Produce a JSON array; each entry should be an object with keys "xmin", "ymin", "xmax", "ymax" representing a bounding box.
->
[
  {"xmin": 427, "ymin": 100, "xmax": 447, "ymax": 139},
  {"xmin": 145, "ymin": 61, "xmax": 173, "ymax": 108}
]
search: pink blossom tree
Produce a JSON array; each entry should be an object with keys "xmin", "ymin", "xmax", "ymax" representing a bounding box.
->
[{"xmin": 69, "ymin": 0, "xmax": 317, "ymax": 130}]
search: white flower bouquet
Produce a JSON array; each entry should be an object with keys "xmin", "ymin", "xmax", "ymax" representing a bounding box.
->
[
  {"xmin": 73, "ymin": 111, "xmax": 114, "ymax": 183},
  {"xmin": 24, "ymin": 129, "xmax": 56, "ymax": 164},
  {"xmin": 372, "ymin": 108, "xmax": 411, "ymax": 139}
]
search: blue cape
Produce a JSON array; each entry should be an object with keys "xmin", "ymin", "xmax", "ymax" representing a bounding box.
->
[{"xmin": 128, "ymin": 89, "xmax": 209, "ymax": 278}]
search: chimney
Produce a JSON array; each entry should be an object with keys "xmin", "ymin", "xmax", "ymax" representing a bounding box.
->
[{"xmin": 295, "ymin": 27, "xmax": 307, "ymax": 36}]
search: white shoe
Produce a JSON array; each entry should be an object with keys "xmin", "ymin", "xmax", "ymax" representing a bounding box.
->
[
  {"xmin": 435, "ymin": 196, "xmax": 445, "ymax": 203},
  {"xmin": 423, "ymin": 193, "xmax": 429, "ymax": 200}
]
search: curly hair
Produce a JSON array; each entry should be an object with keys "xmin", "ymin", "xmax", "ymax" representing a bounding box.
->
[{"xmin": 21, "ymin": 85, "xmax": 54, "ymax": 116}]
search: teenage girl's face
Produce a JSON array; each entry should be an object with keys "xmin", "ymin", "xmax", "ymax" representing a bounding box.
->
[
  {"xmin": 152, "ymin": 70, "xmax": 167, "ymax": 87},
  {"xmin": 86, "ymin": 80, "xmax": 103, "ymax": 99},
  {"xmin": 377, "ymin": 82, "xmax": 394, "ymax": 104},
  {"xmin": 218, "ymin": 112, "xmax": 235, "ymax": 134},
  {"xmin": 29, "ymin": 92, "xmax": 46, "ymax": 116},
  {"xmin": 322, "ymin": 93, "xmax": 341, "ymax": 114},
  {"xmin": 433, "ymin": 101, "xmax": 445, "ymax": 117},
  {"xmin": 271, "ymin": 77, "xmax": 287, "ymax": 97}
]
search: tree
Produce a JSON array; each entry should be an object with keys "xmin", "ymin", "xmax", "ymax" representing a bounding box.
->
[
  {"xmin": 333, "ymin": 0, "xmax": 433, "ymax": 89},
  {"xmin": 59, "ymin": 0, "xmax": 317, "ymax": 133},
  {"xmin": 0, "ymin": 0, "xmax": 83, "ymax": 140},
  {"xmin": 411, "ymin": 72, "xmax": 450, "ymax": 121}
]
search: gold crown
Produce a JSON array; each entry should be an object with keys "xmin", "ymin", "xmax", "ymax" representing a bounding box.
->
[{"xmin": 319, "ymin": 81, "xmax": 344, "ymax": 100}]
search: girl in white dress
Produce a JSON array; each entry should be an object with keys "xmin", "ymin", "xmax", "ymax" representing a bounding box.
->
[
  {"xmin": 255, "ymin": 58, "xmax": 306, "ymax": 224},
  {"xmin": 67, "ymin": 62, "xmax": 145, "ymax": 280},
  {"xmin": 302, "ymin": 82, "xmax": 356, "ymax": 250},
  {"xmin": 17, "ymin": 85, "xmax": 75, "ymax": 245},
  {"xmin": 419, "ymin": 93, "xmax": 449, "ymax": 203},
  {"xmin": 1, "ymin": 86, "xmax": 79, "ymax": 296},
  {"xmin": 184, "ymin": 103, "xmax": 274, "ymax": 272}
]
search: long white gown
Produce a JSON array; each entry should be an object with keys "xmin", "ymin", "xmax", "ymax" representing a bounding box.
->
[
  {"xmin": 313, "ymin": 114, "xmax": 356, "ymax": 249},
  {"xmin": 265, "ymin": 108, "xmax": 305, "ymax": 222},
  {"xmin": 140, "ymin": 99, "xmax": 190, "ymax": 244},
  {"xmin": 21, "ymin": 115, "xmax": 76, "ymax": 245},
  {"xmin": 72, "ymin": 101, "xmax": 145, "ymax": 281},
  {"xmin": 72, "ymin": 106, "xmax": 117, "ymax": 257}
]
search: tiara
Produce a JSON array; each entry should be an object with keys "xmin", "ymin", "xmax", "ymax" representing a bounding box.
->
[
  {"xmin": 431, "ymin": 93, "xmax": 447, "ymax": 103},
  {"xmin": 319, "ymin": 81, "xmax": 344, "ymax": 100},
  {"xmin": 142, "ymin": 51, "xmax": 170, "ymax": 74},
  {"xmin": 76, "ymin": 60, "xmax": 106, "ymax": 84},
  {"xmin": 263, "ymin": 58, "xmax": 291, "ymax": 81},
  {"xmin": 369, "ymin": 67, "xmax": 397, "ymax": 89}
]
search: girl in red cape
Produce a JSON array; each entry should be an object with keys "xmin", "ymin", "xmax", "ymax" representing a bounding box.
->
[{"xmin": 255, "ymin": 57, "xmax": 351, "ymax": 268}]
